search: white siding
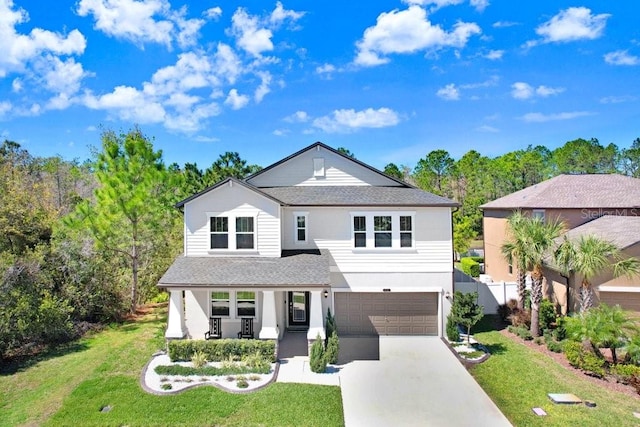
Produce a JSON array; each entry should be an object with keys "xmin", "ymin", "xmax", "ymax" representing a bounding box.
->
[
  {"xmin": 246, "ymin": 145, "xmax": 401, "ymax": 187},
  {"xmin": 282, "ymin": 206, "xmax": 454, "ymax": 273},
  {"xmin": 183, "ymin": 181, "xmax": 281, "ymax": 257}
]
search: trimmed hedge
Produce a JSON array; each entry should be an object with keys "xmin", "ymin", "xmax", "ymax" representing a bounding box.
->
[
  {"xmin": 168, "ymin": 339, "xmax": 276, "ymax": 362},
  {"xmin": 155, "ymin": 363, "xmax": 270, "ymax": 376},
  {"xmin": 460, "ymin": 257, "xmax": 483, "ymax": 277}
]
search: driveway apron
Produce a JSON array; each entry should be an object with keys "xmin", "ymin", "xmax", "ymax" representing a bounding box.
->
[{"xmin": 339, "ymin": 336, "xmax": 511, "ymax": 427}]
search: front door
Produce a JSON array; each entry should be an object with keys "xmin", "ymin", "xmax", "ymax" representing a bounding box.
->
[{"xmin": 288, "ymin": 291, "xmax": 310, "ymax": 328}]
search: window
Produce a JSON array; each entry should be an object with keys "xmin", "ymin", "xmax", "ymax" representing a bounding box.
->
[
  {"xmin": 532, "ymin": 209, "xmax": 545, "ymax": 221},
  {"xmin": 294, "ymin": 213, "xmax": 308, "ymax": 243},
  {"xmin": 236, "ymin": 217, "xmax": 254, "ymax": 249},
  {"xmin": 313, "ymin": 158, "xmax": 325, "ymax": 177},
  {"xmin": 353, "ymin": 216, "xmax": 366, "ymax": 248},
  {"xmin": 374, "ymin": 216, "xmax": 392, "ymax": 247},
  {"xmin": 211, "ymin": 291, "xmax": 230, "ymax": 316},
  {"xmin": 210, "ymin": 217, "xmax": 228, "ymax": 249},
  {"xmin": 237, "ymin": 291, "xmax": 256, "ymax": 317},
  {"xmin": 400, "ymin": 215, "xmax": 413, "ymax": 248}
]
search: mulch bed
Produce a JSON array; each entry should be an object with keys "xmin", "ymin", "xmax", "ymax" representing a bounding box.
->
[{"xmin": 500, "ymin": 329, "xmax": 640, "ymax": 400}]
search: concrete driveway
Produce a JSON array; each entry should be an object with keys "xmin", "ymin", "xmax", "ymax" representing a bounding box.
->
[{"xmin": 339, "ymin": 336, "xmax": 512, "ymax": 427}]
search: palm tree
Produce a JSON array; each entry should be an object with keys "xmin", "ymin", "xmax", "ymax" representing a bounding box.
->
[
  {"xmin": 523, "ymin": 217, "xmax": 565, "ymax": 337},
  {"xmin": 555, "ymin": 235, "xmax": 640, "ymax": 312},
  {"xmin": 501, "ymin": 211, "xmax": 530, "ymax": 311}
]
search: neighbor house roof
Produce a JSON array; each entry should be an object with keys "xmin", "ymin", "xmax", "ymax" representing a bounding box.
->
[
  {"xmin": 259, "ymin": 186, "xmax": 459, "ymax": 207},
  {"xmin": 158, "ymin": 250, "xmax": 330, "ymax": 287},
  {"xmin": 558, "ymin": 215, "xmax": 640, "ymax": 250},
  {"xmin": 481, "ymin": 174, "xmax": 640, "ymax": 210}
]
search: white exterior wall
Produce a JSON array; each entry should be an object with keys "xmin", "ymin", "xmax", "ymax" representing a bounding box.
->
[
  {"xmin": 183, "ymin": 181, "xmax": 281, "ymax": 257},
  {"xmin": 282, "ymin": 206, "xmax": 453, "ymax": 273},
  {"xmin": 247, "ymin": 145, "xmax": 401, "ymax": 187}
]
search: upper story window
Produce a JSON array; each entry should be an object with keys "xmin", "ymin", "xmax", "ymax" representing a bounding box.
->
[
  {"xmin": 235, "ymin": 217, "xmax": 254, "ymax": 249},
  {"xmin": 209, "ymin": 215, "xmax": 256, "ymax": 250},
  {"xmin": 294, "ymin": 212, "xmax": 308, "ymax": 243},
  {"xmin": 374, "ymin": 216, "xmax": 392, "ymax": 247},
  {"xmin": 353, "ymin": 216, "xmax": 367, "ymax": 248},
  {"xmin": 351, "ymin": 212, "xmax": 415, "ymax": 250},
  {"xmin": 210, "ymin": 217, "xmax": 229, "ymax": 249}
]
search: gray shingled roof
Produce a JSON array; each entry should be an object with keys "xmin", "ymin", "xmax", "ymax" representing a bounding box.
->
[
  {"xmin": 259, "ymin": 186, "xmax": 458, "ymax": 207},
  {"xmin": 481, "ymin": 174, "xmax": 640, "ymax": 209},
  {"xmin": 559, "ymin": 215, "xmax": 640, "ymax": 250},
  {"xmin": 158, "ymin": 250, "xmax": 330, "ymax": 287}
]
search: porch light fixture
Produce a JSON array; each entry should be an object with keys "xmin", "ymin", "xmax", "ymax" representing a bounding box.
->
[
  {"xmin": 444, "ymin": 291, "xmax": 451, "ymax": 300},
  {"xmin": 323, "ymin": 290, "xmax": 329, "ymax": 298}
]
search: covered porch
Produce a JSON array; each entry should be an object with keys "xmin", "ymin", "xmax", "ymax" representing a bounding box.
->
[{"xmin": 158, "ymin": 250, "xmax": 331, "ymax": 343}]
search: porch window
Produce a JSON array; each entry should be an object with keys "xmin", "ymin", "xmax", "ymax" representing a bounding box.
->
[
  {"xmin": 400, "ymin": 215, "xmax": 413, "ymax": 248},
  {"xmin": 353, "ymin": 216, "xmax": 366, "ymax": 248},
  {"xmin": 210, "ymin": 217, "xmax": 229, "ymax": 249},
  {"xmin": 374, "ymin": 216, "xmax": 392, "ymax": 247},
  {"xmin": 211, "ymin": 291, "xmax": 230, "ymax": 316},
  {"xmin": 294, "ymin": 212, "xmax": 308, "ymax": 243},
  {"xmin": 237, "ymin": 291, "xmax": 256, "ymax": 317},
  {"xmin": 235, "ymin": 217, "xmax": 254, "ymax": 249}
]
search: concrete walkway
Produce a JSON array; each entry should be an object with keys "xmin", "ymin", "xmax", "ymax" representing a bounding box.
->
[
  {"xmin": 340, "ymin": 336, "xmax": 512, "ymax": 427},
  {"xmin": 276, "ymin": 332, "xmax": 340, "ymax": 386}
]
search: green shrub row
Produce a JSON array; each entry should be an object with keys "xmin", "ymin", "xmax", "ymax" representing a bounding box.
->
[
  {"xmin": 168, "ymin": 339, "xmax": 276, "ymax": 362},
  {"xmin": 508, "ymin": 325, "xmax": 533, "ymax": 341},
  {"xmin": 155, "ymin": 362, "xmax": 270, "ymax": 376},
  {"xmin": 460, "ymin": 257, "xmax": 483, "ymax": 277},
  {"xmin": 563, "ymin": 341, "xmax": 606, "ymax": 378},
  {"xmin": 610, "ymin": 363, "xmax": 640, "ymax": 384}
]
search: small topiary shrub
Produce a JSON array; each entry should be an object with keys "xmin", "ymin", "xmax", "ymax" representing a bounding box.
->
[
  {"xmin": 325, "ymin": 331, "xmax": 339, "ymax": 364},
  {"xmin": 309, "ymin": 334, "xmax": 327, "ymax": 373},
  {"xmin": 446, "ymin": 314, "xmax": 460, "ymax": 342},
  {"xmin": 564, "ymin": 341, "xmax": 583, "ymax": 367},
  {"xmin": 236, "ymin": 376, "xmax": 249, "ymax": 389},
  {"xmin": 538, "ymin": 299, "xmax": 556, "ymax": 333},
  {"xmin": 460, "ymin": 257, "xmax": 481, "ymax": 277}
]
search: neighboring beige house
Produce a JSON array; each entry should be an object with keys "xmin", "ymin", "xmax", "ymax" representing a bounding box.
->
[
  {"xmin": 481, "ymin": 174, "xmax": 640, "ymax": 314},
  {"xmin": 159, "ymin": 142, "xmax": 458, "ymax": 344}
]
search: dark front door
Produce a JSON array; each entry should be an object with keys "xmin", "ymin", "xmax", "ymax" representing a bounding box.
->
[{"xmin": 288, "ymin": 291, "xmax": 310, "ymax": 328}]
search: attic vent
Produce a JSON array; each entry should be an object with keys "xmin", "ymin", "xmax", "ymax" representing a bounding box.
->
[{"xmin": 313, "ymin": 158, "xmax": 325, "ymax": 177}]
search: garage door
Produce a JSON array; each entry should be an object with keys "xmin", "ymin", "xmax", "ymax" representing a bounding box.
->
[
  {"xmin": 600, "ymin": 292, "xmax": 640, "ymax": 312},
  {"xmin": 335, "ymin": 292, "xmax": 438, "ymax": 336}
]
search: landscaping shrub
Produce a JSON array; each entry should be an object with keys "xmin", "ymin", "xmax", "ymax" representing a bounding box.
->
[
  {"xmin": 191, "ymin": 350, "xmax": 207, "ymax": 368},
  {"xmin": 610, "ymin": 364, "xmax": 640, "ymax": 384},
  {"xmin": 325, "ymin": 308, "xmax": 337, "ymax": 341},
  {"xmin": 309, "ymin": 334, "xmax": 327, "ymax": 373},
  {"xmin": 446, "ymin": 314, "xmax": 460, "ymax": 342},
  {"xmin": 545, "ymin": 338, "xmax": 564, "ymax": 353},
  {"xmin": 563, "ymin": 340, "xmax": 606, "ymax": 377},
  {"xmin": 508, "ymin": 308, "xmax": 531, "ymax": 328},
  {"xmin": 242, "ymin": 351, "xmax": 271, "ymax": 372},
  {"xmin": 155, "ymin": 361, "xmax": 270, "ymax": 376},
  {"xmin": 460, "ymin": 257, "xmax": 482, "ymax": 277},
  {"xmin": 538, "ymin": 299, "xmax": 556, "ymax": 332},
  {"xmin": 168, "ymin": 339, "xmax": 276, "ymax": 362},
  {"xmin": 511, "ymin": 325, "xmax": 532, "ymax": 341},
  {"xmin": 553, "ymin": 316, "xmax": 567, "ymax": 342},
  {"xmin": 325, "ymin": 331, "xmax": 339, "ymax": 364}
]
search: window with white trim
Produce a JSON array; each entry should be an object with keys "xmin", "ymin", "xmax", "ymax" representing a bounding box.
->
[
  {"xmin": 532, "ymin": 209, "xmax": 545, "ymax": 221},
  {"xmin": 235, "ymin": 217, "xmax": 254, "ymax": 249},
  {"xmin": 294, "ymin": 212, "xmax": 308, "ymax": 243},
  {"xmin": 211, "ymin": 291, "xmax": 230, "ymax": 316},
  {"xmin": 210, "ymin": 217, "xmax": 229, "ymax": 249},
  {"xmin": 236, "ymin": 291, "xmax": 256, "ymax": 317},
  {"xmin": 351, "ymin": 212, "xmax": 415, "ymax": 249},
  {"xmin": 353, "ymin": 216, "xmax": 366, "ymax": 248}
]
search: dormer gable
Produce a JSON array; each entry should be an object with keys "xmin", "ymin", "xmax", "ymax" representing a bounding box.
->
[{"xmin": 245, "ymin": 142, "xmax": 407, "ymax": 188}]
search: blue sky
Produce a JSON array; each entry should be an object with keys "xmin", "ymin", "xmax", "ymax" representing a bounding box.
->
[{"xmin": 1, "ymin": 0, "xmax": 639, "ymax": 170}]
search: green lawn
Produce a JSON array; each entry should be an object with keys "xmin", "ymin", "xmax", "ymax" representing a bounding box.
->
[
  {"xmin": 470, "ymin": 319, "xmax": 640, "ymax": 427},
  {"xmin": 0, "ymin": 307, "xmax": 343, "ymax": 427}
]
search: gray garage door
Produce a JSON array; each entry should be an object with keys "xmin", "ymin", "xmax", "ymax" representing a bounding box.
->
[{"xmin": 335, "ymin": 292, "xmax": 438, "ymax": 336}]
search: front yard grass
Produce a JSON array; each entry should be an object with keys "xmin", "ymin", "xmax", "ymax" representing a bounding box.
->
[
  {"xmin": 470, "ymin": 317, "xmax": 640, "ymax": 427},
  {"xmin": 0, "ymin": 306, "xmax": 343, "ymax": 427}
]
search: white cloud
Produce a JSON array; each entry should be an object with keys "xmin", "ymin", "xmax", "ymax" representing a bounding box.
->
[
  {"xmin": 511, "ymin": 82, "xmax": 564, "ymax": 99},
  {"xmin": 0, "ymin": 101, "xmax": 12, "ymax": 117},
  {"xmin": 213, "ymin": 43, "xmax": 243, "ymax": 84},
  {"xmin": 520, "ymin": 111, "xmax": 594, "ymax": 123},
  {"xmin": 492, "ymin": 21, "xmax": 518, "ymax": 28},
  {"xmin": 193, "ymin": 135, "xmax": 219, "ymax": 142},
  {"xmin": 11, "ymin": 78, "xmax": 22, "ymax": 92},
  {"xmin": 354, "ymin": 5, "xmax": 481, "ymax": 67},
  {"xmin": 436, "ymin": 83, "xmax": 460, "ymax": 100},
  {"xmin": 204, "ymin": 7, "xmax": 222, "ymax": 20},
  {"xmin": 470, "ymin": 0, "xmax": 489, "ymax": 12},
  {"xmin": 316, "ymin": 63, "xmax": 336, "ymax": 75},
  {"xmin": 284, "ymin": 111, "xmax": 310, "ymax": 123},
  {"xmin": 254, "ymin": 71, "xmax": 271, "ymax": 102},
  {"xmin": 604, "ymin": 50, "xmax": 639, "ymax": 66},
  {"xmin": 272, "ymin": 128, "xmax": 289, "ymax": 136},
  {"xmin": 476, "ymin": 125, "xmax": 499, "ymax": 132},
  {"xmin": 313, "ymin": 108, "xmax": 400, "ymax": 133},
  {"xmin": 600, "ymin": 95, "xmax": 636, "ymax": 104},
  {"xmin": 484, "ymin": 49, "xmax": 503, "ymax": 60},
  {"xmin": 402, "ymin": 0, "xmax": 488, "ymax": 12},
  {"xmin": 270, "ymin": 1, "xmax": 305, "ymax": 27},
  {"xmin": 224, "ymin": 89, "xmax": 249, "ymax": 110},
  {"xmin": 526, "ymin": 7, "xmax": 610, "ymax": 47}
]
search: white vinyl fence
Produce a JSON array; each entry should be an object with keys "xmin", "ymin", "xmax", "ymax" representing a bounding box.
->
[{"xmin": 454, "ymin": 269, "xmax": 522, "ymax": 314}]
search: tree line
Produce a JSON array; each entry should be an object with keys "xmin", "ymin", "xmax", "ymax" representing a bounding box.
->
[{"xmin": 1, "ymin": 130, "xmax": 638, "ymax": 359}]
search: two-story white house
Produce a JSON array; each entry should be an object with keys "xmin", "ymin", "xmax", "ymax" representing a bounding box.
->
[{"xmin": 159, "ymin": 142, "xmax": 458, "ymax": 344}]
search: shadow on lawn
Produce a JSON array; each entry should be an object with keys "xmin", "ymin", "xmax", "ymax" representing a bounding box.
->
[
  {"xmin": 472, "ymin": 315, "xmax": 507, "ymax": 334},
  {"xmin": 0, "ymin": 341, "xmax": 90, "ymax": 376},
  {"xmin": 482, "ymin": 342, "xmax": 508, "ymax": 356}
]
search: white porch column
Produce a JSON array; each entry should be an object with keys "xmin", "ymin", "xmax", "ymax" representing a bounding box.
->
[
  {"xmin": 165, "ymin": 289, "xmax": 186, "ymax": 339},
  {"xmin": 259, "ymin": 291, "xmax": 279, "ymax": 339},
  {"xmin": 306, "ymin": 290, "xmax": 326, "ymax": 341}
]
